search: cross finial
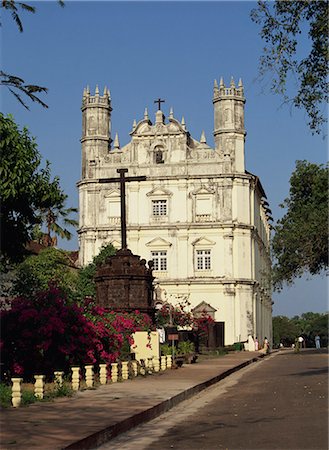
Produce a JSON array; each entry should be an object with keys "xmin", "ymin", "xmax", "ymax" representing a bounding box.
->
[{"xmin": 154, "ymin": 98, "xmax": 165, "ymax": 111}]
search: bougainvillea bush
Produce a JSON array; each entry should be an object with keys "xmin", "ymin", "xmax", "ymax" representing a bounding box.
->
[
  {"xmin": 0, "ymin": 286, "xmax": 153, "ymax": 381},
  {"xmin": 82, "ymin": 300, "xmax": 153, "ymax": 364},
  {"xmin": 155, "ymin": 302, "xmax": 214, "ymax": 332}
]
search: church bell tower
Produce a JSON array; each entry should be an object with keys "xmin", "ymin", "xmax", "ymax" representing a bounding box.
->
[
  {"xmin": 81, "ymin": 85, "xmax": 112, "ymax": 178},
  {"xmin": 213, "ymin": 77, "xmax": 246, "ymax": 172}
]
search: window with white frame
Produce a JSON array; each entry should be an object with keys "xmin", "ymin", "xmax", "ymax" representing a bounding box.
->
[
  {"xmin": 152, "ymin": 199, "xmax": 167, "ymax": 216},
  {"xmin": 196, "ymin": 249, "xmax": 211, "ymax": 270},
  {"xmin": 151, "ymin": 251, "xmax": 167, "ymax": 271}
]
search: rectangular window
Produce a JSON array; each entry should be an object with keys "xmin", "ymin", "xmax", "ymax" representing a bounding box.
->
[
  {"xmin": 196, "ymin": 250, "xmax": 211, "ymax": 270},
  {"xmin": 151, "ymin": 251, "xmax": 167, "ymax": 271},
  {"xmin": 196, "ymin": 197, "xmax": 211, "ymax": 215},
  {"xmin": 108, "ymin": 200, "xmax": 120, "ymax": 217},
  {"xmin": 152, "ymin": 200, "xmax": 167, "ymax": 216}
]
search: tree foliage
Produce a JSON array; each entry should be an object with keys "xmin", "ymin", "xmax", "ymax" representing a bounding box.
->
[
  {"xmin": 12, "ymin": 247, "xmax": 79, "ymax": 300},
  {"xmin": 272, "ymin": 160, "xmax": 328, "ymax": 290},
  {"xmin": 273, "ymin": 312, "xmax": 328, "ymax": 347},
  {"xmin": 272, "ymin": 315, "xmax": 299, "ymax": 347},
  {"xmin": 36, "ymin": 175, "xmax": 78, "ymax": 247},
  {"xmin": 251, "ymin": 0, "xmax": 329, "ymax": 134},
  {"xmin": 0, "ymin": 1, "xmax": 64, "ymax": 109},
  {"xmin": 76, "ymin": 244, "xmax": 117, "ymax": 301},
  {"xmin": 0, "ymin": 114, "xmax": 75, "ymax": 264}
]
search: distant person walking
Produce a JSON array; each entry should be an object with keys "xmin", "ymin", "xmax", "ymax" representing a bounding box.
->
[
  {"xmin": 263, "ymin": 337, "xmax": 269, "ymax": 353},
  {"xmin": 254, "ymin": 337, "xmax": 259, "ymax": 351},
  {"xmin": 315, "ymin": 334, "xmax": 321, "ymax": 349}
]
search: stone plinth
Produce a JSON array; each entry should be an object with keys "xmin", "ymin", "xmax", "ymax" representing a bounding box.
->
[{"xmin": 95, "ymin": 248, "xmax": 155, "ymax": 319}]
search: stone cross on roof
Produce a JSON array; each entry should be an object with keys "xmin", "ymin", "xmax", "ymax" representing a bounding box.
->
[{"xmin": 154, "ymin": 98, "xmax": 165, "ymax": 111}]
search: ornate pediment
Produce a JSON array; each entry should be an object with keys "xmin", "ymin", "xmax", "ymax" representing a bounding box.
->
[
  {"xmin": 168, "ymin": 118, "xmax": 186, "ymax": 134},
  {"xmin": 103, "ymin": 189, "xmax": 120, "ymax": 198},
  {"xmin": 191, "ymin": 236, "xmax": 216, "ymax": 247},
  {"xmin": 192, "ymin": 301, "xmax": 217, "ymax": 313},
  {"xmin": 145, "ymin": 237, "xmax": 172, "ymax": 248},
  {"xmin": 190, "ymin": 185, "xmax": 215, "ymax": 196},
  {"xmin": 130, "ymin": 118, "xmax": 153, "ymax": 136},
  {"xmin": 146, "ymin": 186, "xmax": 173, "ymax": 197}
]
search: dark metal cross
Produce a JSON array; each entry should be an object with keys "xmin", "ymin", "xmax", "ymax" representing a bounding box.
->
[
  {"xmin": 154, "ymin": 98, "xmax": 165, "ymax": 110},
  {"xmin": 98, "ymin": 169, "xmax": 146, "ymax": 249}
]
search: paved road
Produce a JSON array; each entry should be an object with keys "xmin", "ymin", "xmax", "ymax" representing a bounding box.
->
[{"xmin": 102, "ymin": 349, "xmax": 328, "ymax": 450}]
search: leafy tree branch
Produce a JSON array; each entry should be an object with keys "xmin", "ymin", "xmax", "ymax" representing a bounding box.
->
[{"xmin": 251, "ymin": 0, "xmax": 329, "ymax": 134}]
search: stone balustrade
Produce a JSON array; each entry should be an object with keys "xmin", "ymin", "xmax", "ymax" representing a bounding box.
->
[{"xmin": 10, "ymin": 355, "xmax": 177, "ymax": 407}]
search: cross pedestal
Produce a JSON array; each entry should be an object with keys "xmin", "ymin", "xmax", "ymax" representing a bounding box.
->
[{"xmin": 94, "ymin": 169, "xmax": 155, "ymax": 320}]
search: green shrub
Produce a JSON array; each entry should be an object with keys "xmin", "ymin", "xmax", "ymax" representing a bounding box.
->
[
  {"xmin": 0, "ymin": 383, "xmax": 12, "ymax": 408},
  {"xmin": 177, "ymin": 341, "xmax": 195, "ymax": 355},
  {"xmin": 160, "ymin": 343, "xmax": 173, "ymax": 356},
  {"xmin": 21, "ymin": 389, "xmax": 37, "ymax": 406}
]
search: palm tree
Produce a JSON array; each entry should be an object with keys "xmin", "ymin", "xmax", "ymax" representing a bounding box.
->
[
  {"xmin": 41, "ymin": 204, "xmax": 78, "ymax": 247},
  {"xmin": 0, "ymin": 1, "xmax": 64, "ymax": 109}
]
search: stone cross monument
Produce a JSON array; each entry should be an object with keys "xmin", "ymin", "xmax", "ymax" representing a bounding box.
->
[{"xmin": 94, "ymin": 169, "xmax": 155, "ymax": 319}]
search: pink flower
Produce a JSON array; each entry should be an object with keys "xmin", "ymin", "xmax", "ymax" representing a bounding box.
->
[{"xmin": 12, "ymin": 363, "xmax": 24, "ymax": 375}]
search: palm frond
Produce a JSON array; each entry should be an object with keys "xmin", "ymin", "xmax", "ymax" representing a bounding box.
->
[
  {"xmin": 1, "ymin": 1, "xmax": 36, "ymax": 32},
  {"xmin": 8, "ymin": 87, "xmax": 29, "ymax": 109},
  {"xmin": 1, "ymin": 70, "xmax": 48, "ymax": 108}
]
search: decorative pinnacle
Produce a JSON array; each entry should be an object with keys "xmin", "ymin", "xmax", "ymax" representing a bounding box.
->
[
  {"xmin": 214, "ymin": 79, "xmax": 218, "ymax": 88},
  {"xmin": 95, "ymin": 85, "xmax": 99, "ymax": 95},
  {"xmin": 144, "ymin": 108, "xmax": 149, "ymax": 120},
  {"xmin": 238, "ymin": 78, "xmax": 243, "ymax": 88},
  {"xmin": 83, "ymin": 87, "xmax": 87, "ymax": 97},
  {"xmin": 103, "ymin": 86, "xmax": 108, "ymax": 96},
  {"xmin": 86, "ymin": 85, "xmax": 90, "ymax": 95},
  {"xmin": 169, "ymin": 107, "xmax": 174, "ymax": 119},
  {"xmin": 132, "ymin": 119, "xmax": 137, "ymax": 130},
  {"xmin": 181, "ymin": 116, "xmax": 186, "ymax": 129},
  {"xmin": 230, "ymin": 77, "xmax": 235, "ymax": 87},
  {"xmin": 200, "ymin": 130, "xmax": 207, "ymax": 144},
  {"xmin": 219, "ymin": 77, "xmax": 224, "ymax": 88},
  {"xmin": 113, "ymin": 132, "xmax": 120, "ymax": 149}
]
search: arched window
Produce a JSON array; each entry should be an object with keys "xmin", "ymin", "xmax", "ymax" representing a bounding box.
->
[{"xmin": 154, "ymin": 147, "xmax": 164, "ymax": 164}]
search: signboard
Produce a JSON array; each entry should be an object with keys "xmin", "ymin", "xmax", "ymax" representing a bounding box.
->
[{"xmin": 168, "ymin": 334, "xmax": 179, "ymax": 341}]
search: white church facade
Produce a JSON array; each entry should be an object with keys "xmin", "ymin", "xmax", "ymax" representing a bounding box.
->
[{"xmin": 78, "ymin": 78, "xmax": 273, "ymax": 346}]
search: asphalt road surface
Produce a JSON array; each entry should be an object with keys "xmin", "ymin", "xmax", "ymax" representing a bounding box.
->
[{"xmin": 100, "ymin": 349, "xmax": 328, "ymax": 450}]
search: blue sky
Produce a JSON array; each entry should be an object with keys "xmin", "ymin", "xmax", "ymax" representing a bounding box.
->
[{"xmin": 2, "ymin": 1, "xmax": 328, "ymax": 317}]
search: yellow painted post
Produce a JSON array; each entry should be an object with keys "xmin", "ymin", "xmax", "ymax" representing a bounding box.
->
[
  {"xmin": 121, "ymin": 361, "xmax": 129, "ymax": 380},
  {"xmin": 34, "ymin": 375, "xmax": 45, "ymax": 399},
  {"xmin": 85, "ymin": 365, "xmax": 94, "ymax": 388},
  {"xmin": 147, "ymin": 357, "xmax": 154, "ymax": 373},
  {"xmin": 71, "ymin": 367, "xmax": 80, "ymax": 391},
  {"xmin": 111, "ymin": 363, "xmax": 118, "ymax": 382},
  {"xmin": 161, "ymin": 356, "xmax": 167, "ymax": 371},
  {"xmin": 166, "ymin": 355, "xmax": 173, "ymax": 369},
  {"xmin": 153, "ymin": 357, "xmax": 160, "ymax": 372},
  {"xmin": 11, "ymin": 378, "xmax": 22, "ymax": 408},
  {"xmin": 131, "ymin": 360, "xmax": 138, "ymax": 377},
  {"xmin": 99, "ymin": 364, "xmax": 107, "ymax": 384}
]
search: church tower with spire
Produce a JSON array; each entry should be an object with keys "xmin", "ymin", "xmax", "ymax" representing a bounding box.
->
[
  {"xmin": 81, "ymin": 85, "xmax": 112, "ymax": 178},
  {"xmin": 213, "ymin": 77, "xmax": 246, "ymax": 172}
]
